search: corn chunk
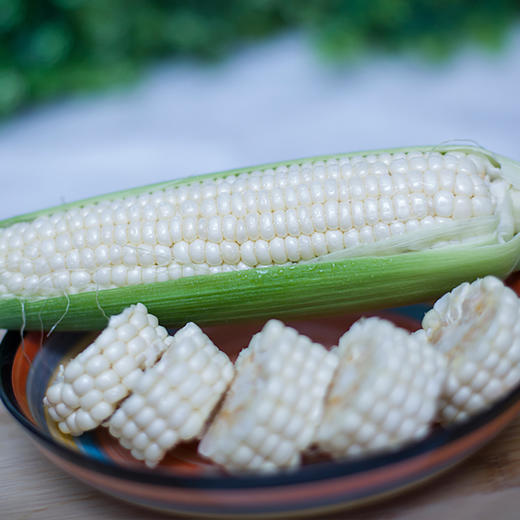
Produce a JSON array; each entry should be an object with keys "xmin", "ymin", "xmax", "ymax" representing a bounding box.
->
[
  {"xmin": 422, "ymin": 276, "xmax": 520, "ymax": 423},
  {"xmin": 198, "ymin": 320, "xmax": 338, "ymax": 473},
  {"xmin": 315, "ymin": 318, "xmax": 447, "ymax": 458},
  {"xmin": 106, "ymin": 322, "xmax": 234, "ymax": 467},
  {"xmin": 43, "ymin": 303, "xmax": 171, "ymax": 435}
]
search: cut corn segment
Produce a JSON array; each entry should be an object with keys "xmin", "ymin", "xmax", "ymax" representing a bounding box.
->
[
  {"xmin": 198, "ymin": 320, "xmax": 338, "ymax": 473},
  {"xmin": 422, "ymin": 276, "xmax": 520, "ymax": 423},
  {"xmin": 107, "ymin": 323, "xmax": 234, "ymax": 467},
  {"xmin": 43, "ymin": 303, "xmax": 171, "ymax": 435},
  {"xmin": 315, "ymin": 318, "xmax": 447, "ymax": 458},
  {"xmin": 2, "ymin": 145, "xmax": 520, "ymax": 330}
]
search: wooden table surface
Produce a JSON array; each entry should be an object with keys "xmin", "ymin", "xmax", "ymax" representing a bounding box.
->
[{"xmin": 1, "ymin": 401, "xmax": 520, "ymax": 520}]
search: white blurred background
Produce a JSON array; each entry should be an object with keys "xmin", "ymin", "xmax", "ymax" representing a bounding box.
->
[{"xmin": 1, "ymin": 29, "xmax": 520, "ymax": 220}]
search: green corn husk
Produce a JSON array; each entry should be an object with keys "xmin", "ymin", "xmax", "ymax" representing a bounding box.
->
[{"xmin": 1, "ymin": 145, "xmax": 519, "ymax": 331}]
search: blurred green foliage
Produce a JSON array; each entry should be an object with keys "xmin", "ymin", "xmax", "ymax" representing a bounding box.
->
[{"xmin": 1, "ymin": 0, "xmax": 519, "ymax": 116}]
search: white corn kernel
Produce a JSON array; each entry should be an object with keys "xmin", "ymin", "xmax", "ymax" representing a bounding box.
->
[
  {"xmin": 422, "ymin": 276, "xmax": 520, "ymax": 423},
  {"xmin": 43, "ymin": 303, "xmax": 171, "ymax": 435},
  {"xmin": 107, "ymin": 322, "xmax": 233, "ymax": 467},
  {"xmin": 315, "ymin": 318, "xmax": 447, "ymax": 458},
  {"xmin": 199, "ymin": 320, "xmax": 338, "ymax": 473}
]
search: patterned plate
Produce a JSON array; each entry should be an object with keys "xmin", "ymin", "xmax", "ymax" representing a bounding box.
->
[{"xmin": 2, "ymin": 305, "xmax": 520, "ymax": 518}]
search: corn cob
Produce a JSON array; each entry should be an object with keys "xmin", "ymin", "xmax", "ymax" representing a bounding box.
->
[
  {"xmin": 198, "ymin": 320, "xmax": 338, "ymax": 473},
  {"xmin": 422, "ymin": 276, "xmax": 520, "ymax": 423},
  {"xmin": 2, "ymin": 145, "xmax": 520, "ymax": 330},
  {"xmin": 43, "ymin": 303, "xmax": 171, "ymax": 435},
  {"xmin": 315, "ymin": 318, "xmax": 447, "ymax": 458},
  {"xmin": 107, "ymin": 322, "xmax": 234, "ymax": 467}
]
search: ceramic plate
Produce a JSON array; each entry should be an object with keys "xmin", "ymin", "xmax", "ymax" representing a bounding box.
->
[{"xmin": 2, "ymin": 305, "xmax": 520, "ymax": 518}]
